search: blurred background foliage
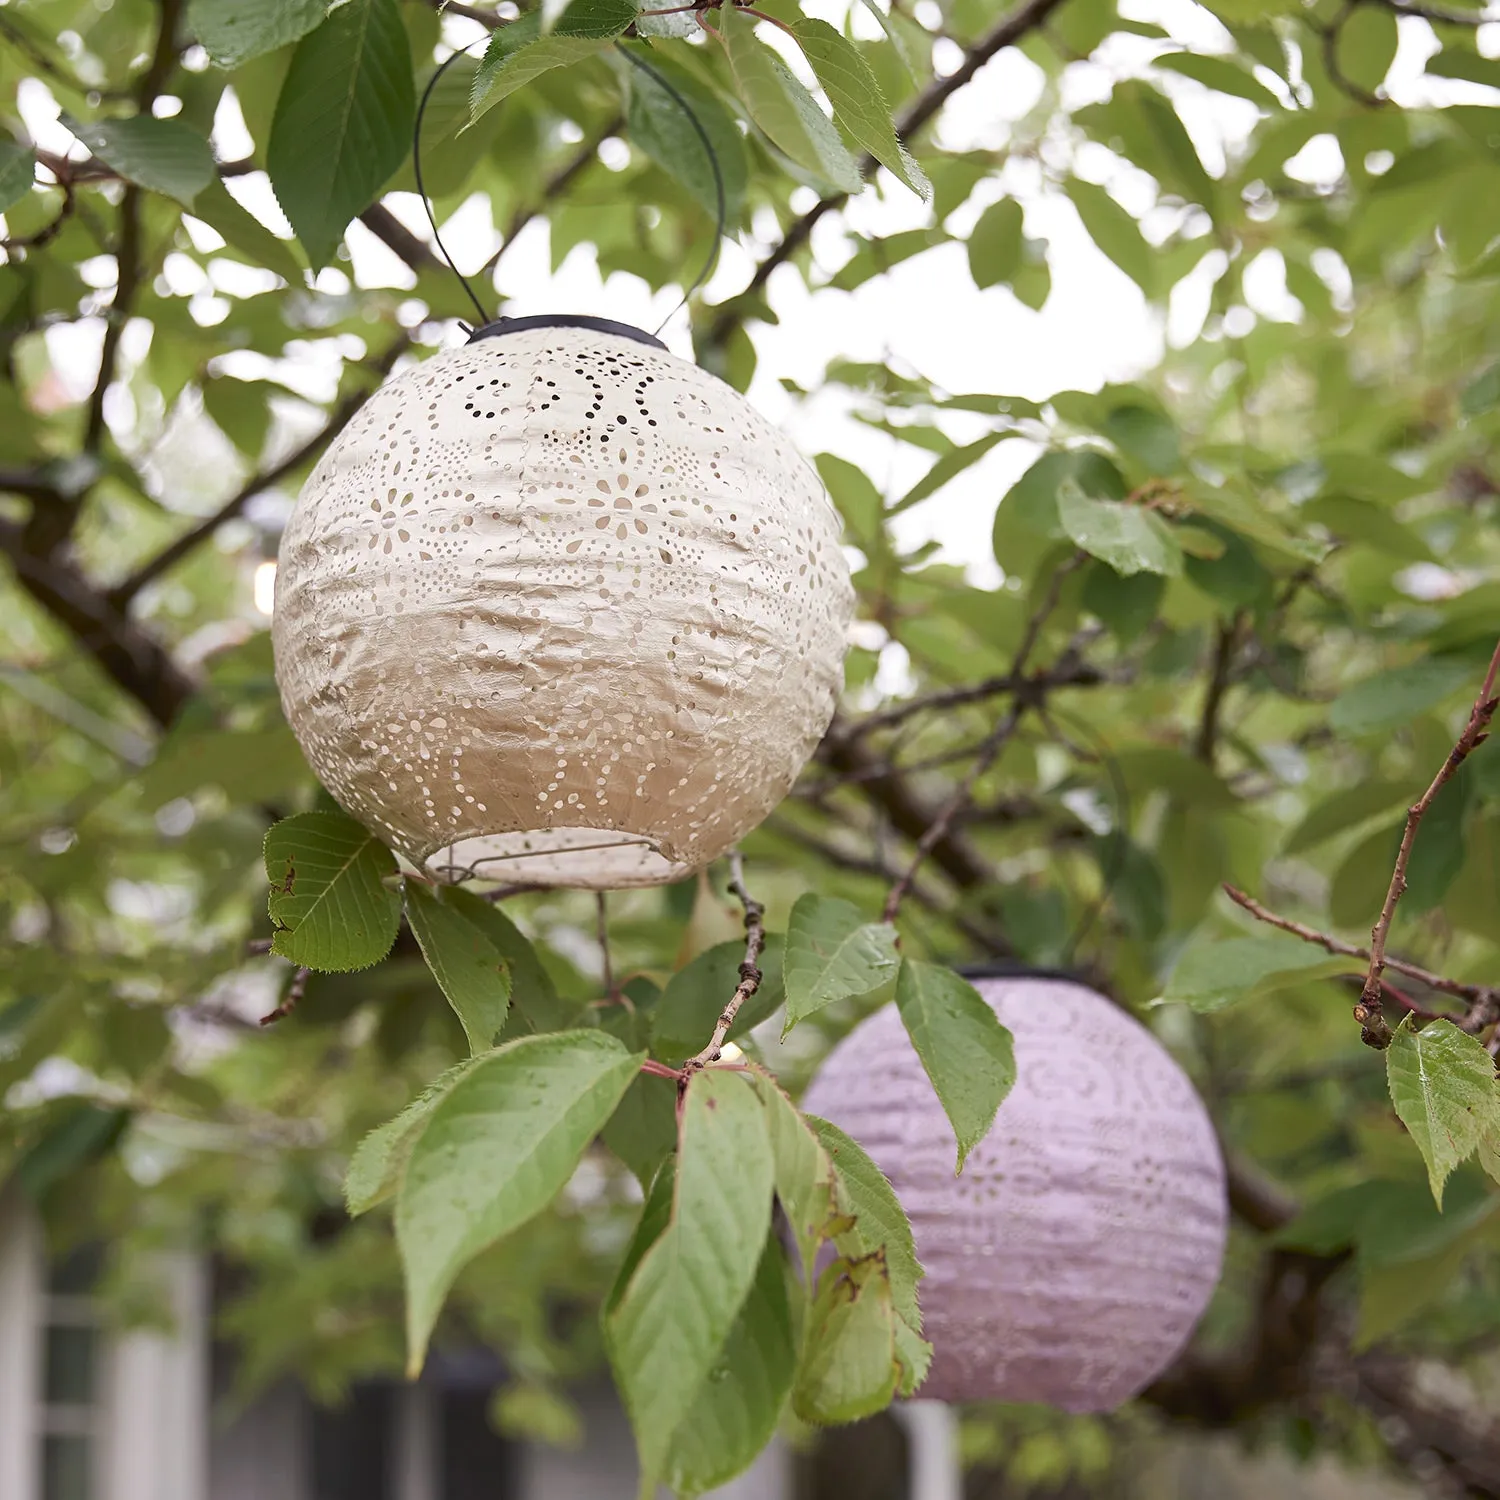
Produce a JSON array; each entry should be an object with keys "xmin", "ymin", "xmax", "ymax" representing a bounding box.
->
[{"xmin": 4, "ymin": 0, "xmax": 1500, "ymax": 1488}]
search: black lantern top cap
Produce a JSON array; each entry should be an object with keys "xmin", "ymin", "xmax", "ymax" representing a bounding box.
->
[{"xmin": 466, "ymin": 314, "xmax": 668, "ymax": 352}]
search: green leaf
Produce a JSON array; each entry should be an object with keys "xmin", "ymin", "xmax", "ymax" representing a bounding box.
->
[
  {"xmin": 471, "ymin": 34, "xmax": 612, "ymax": 120},
  {"xmin": 719, "ymin": 8, "xmax": 862, "ymax": 194},
  {"xmin": 1155, "ymin": 52, "xmax": 1278, "ymax": 107},
  {"xmin": 622, "ymin": 50, "xmax": 747, "ymax": 224},
  {"xmin": 1082, "ymin": 561, "xmax": 1164, "ymax": 643},
  {"xmin": 889, "ymin": 432, "xmax": 1006, "ymax": 516},
  {"xmin": 0, "ymin": 140, "xmax": 36, "ymax": 214},
  {"xmin": 135, "ymin": 724, "xmax": 309, "ymax": 807},
  {"xmin": 63, "ymin": 113, "xmax": 216, "ymax": 204},
  {"xmin": 1103, "ymin": 403, "xmax": 1181, "ymax": 475},
  {"xmin": 855, "ymin": 0, "xmax": 920, "ymax": 84},
  {"xmin": 1065, "ymin": 178, "xmax": 1154, "ymax": 293},
  {"xmin": 453, "ymin": 893, "xmax": 576, "ymax": 1039},
  {"xmin": 829, "ymin": 227, "xmax": 946, "ymax": 292},
  {"xmin": 1057, "ymin": 476, "xmax": 1183, "ymax": 577},
  {"xmin": 817, "ymin": 453, "xmax": 884, "ymax": 539},
  {"xmin": 792, "ymin": 1252, "xmax": 899, "ymax": 1424},
  {"xmin": 263, "ymin": 811, "xmax": 401, "ymax": 972},
  {"xmin": 601, "ymin": 1072, "xmax": 677, "ymax": 1186},
  {"xmin": 783, "ymin": 895, "xmax": 899, "ymax": 1035},
  {"xmin": 471, "ymin": 15, "xmax": 625, "ymax": 125},
  {"xmin": 539, "ymin": 0, "xmax": 638, "ymax": 38},
  {"xmin": 1329, "ymin": 658, "xmax": 1478, "ymax": 737},
  {"xmin": 1160, "ymin": 930, "xmax": 1354, "ymax": 1012},
  {"xmin": 188, "ymin": 179, "xmax": 305, "ymax": 285},
  {"xmin": 791, "ymin": 20, "xmax": 929, "ymax": 199},
  {"xmin": 967, "ymin": 198, "xmax": 1024, "ymax": 289},
  {"xmin": 398, "ymin": 1030, "xmax": 641, "ymax": 1370},
  {"xmin": 652, "ymin": 935, "xmax": 786, "ymax": 1065},
  {"xmin": 405, "ymin": 882, "xmax": 514, "ymax": 1054},
  {"xmin": 344, "ymin": 1057, "xmax": 483, "ymax": 1216},
  {"xmin": 805, "ymin": 1115, "xmax": 923, "ymax": 1327},
  {"xmin": 893, "ymin": 960, "xmax": 1016, "ymax": 1173},
  {"xmin": 663, "ymin": 1232, "xmax": 795, "ymax": 1498},
  {"xmin": 201, "ymin": 375, "xmax": 277, "ymax": 458},
  {"xmin": 189, "ymin": 0, "xmax": 328, "ymax": 69},
  {"xmin": 752, "ymin": 1073, "xmax": 841, "ymax": 1287},
  {"xmin": 1284, "ymin": 780, "xmax": 1422, "ymax": 855},
  {"xmin": 1335, "ymin": 4, "xmax": 1398, "ymax": 95},
  {"xmin": 607, "ymin": 1069, "xmax": 774, "ymax": 1485},
  {"xmin": 1386, "ymin": 1017, "xmax": 1500, "ymax": 1208},
  {"xmin": 267, "ymin": 0, "xmax": 415, "ymax": 269}
]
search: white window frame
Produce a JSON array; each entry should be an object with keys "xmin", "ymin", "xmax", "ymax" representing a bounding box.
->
[{"xmin": 0, "ymin": 1190, "xmax": 209, "ymax": 1500}]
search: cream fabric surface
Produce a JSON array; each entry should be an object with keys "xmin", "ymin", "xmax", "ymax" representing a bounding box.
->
[
  {"xmin": 802, "ymin": 975, "xmax": 1227, "ymax": 1410},
  {"xmin": 274, "ymin": 327, "xmax": 852, "ymax": 887}
]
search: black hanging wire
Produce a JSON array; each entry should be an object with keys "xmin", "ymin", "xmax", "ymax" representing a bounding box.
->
[
  {"xmin": 413, "ymin": 36, "xmax": 491, "ymax": 326},
  {"xmin": 616, "ymin": 45, "xmax": 728, "ymax": 336},
  {"xmin": 410, "ymin": 31, "xmax": 729, "ymax": 336}
]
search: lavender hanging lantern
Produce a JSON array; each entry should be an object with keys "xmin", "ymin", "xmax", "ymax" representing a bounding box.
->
[{"xmin": 801, "ymin": 970, "xmax": 1227, "ymax": 1411}]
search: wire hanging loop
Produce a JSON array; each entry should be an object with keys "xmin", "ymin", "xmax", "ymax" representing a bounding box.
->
[
  {"xmin": 616, "ymin": 45, "xmax": 728, "ymax": 337},
  {"xmin": 413, "ymin": 36, "xmax": 491, "ymax": 327},
  {"xmin": 411, "ymin": 34, "xmax": 728, "ymax": 336}
]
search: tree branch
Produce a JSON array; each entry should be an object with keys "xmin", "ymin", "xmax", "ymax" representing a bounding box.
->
[
  {"xmin": 80, "ymin": 185, "xmax": 143, "ymax": 461},
  {"xmin": 358, "ymin": 204, "xmax": 446, "ymax": 275},
  {"xmin": 826, "ymin": 658, "xmax": 1107, "ymax": 749},
  {"xmin": 1223, "ymin": 884, "xmax": 1500, "ymax": 1033},
  {"xmin": 0, "ymin": 518, "xmax": 195, "ymax": 728},
  {"xmin": 110, "ymin": 337, "xmax": 409, "ymax": 605},
  {"xmin": 683, "ymin": 852, "xmax": 765, "ymax": 1076},
  {"xmin": 881, "ymin": 551, "xmax": 1082, "ymax": 922},
  {"xmin": 1195, "ymin": 611, "xmax": 1244, "ymax": 765},
  {"xmin": 1356, "ymin": 638, "xmax": 1500, "ymax": 1047},
  {"xmin": 702, "ymin": 0, "xmax": 1070, "ymax": 351}
]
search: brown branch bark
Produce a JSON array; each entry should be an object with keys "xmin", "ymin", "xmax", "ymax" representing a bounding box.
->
[
  {"xmin": 359, "ymin": 204, "xmax": 446, "ymax": 274},
  {"xmin": 1354, "ymin": 638, "xmax": 1500, "ymax": 1046},
  {"xmin": 881, "ymin": 551, "xmax": 1082, "ymax": 922},
  {"xmin": 683, "ymin": 852, "xmax": 765, "ymax": 1076},
  {"xmin": 1195, "ymin": 611, "xmax": 1244, "ymax": 765},
  {"xmin": 702, "ymin": 0, "xmax": 1071, "ymax": 352},
  {"xmin": 1222, "ymin": 884, "xmax": 1500, "ymax": 1026},
  {"xmin": 825, "ymin": 659, "xmax": 1107, "ymax": 748},
  {"xmin": 0, "ymin": 518, "xmax": 195, "ymax": 728}
]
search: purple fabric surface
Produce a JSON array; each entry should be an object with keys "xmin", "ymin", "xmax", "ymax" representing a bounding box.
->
[{"xmin": 801, "ymin": 975, "xmax": 1227, "ymax": 1411}]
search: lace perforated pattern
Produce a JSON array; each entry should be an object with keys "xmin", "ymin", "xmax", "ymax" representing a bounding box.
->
[
  {"xmin": 273, "ymin": 328, "xmax": 852, "ymax": 887},
  {"xmin": 802, "ymin": 976, "xmax": 1227, "ymax": 1410}
]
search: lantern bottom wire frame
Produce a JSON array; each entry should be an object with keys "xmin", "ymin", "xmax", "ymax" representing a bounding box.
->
[{"xmin": 426, "ymin": 829, "xmax": 684, "ymax": 888}]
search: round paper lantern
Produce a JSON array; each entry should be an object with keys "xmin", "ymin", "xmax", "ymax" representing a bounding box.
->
[
  {"xmin": 801, "ymin": 971, "xmax": 1226, "ymax": 1410},
  {"xmin": 273, "ymin": 316, "xmax": 853, "ymax": 888}
]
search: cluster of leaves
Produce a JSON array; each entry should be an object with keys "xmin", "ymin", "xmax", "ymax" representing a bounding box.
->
[
  {"xmin": 263, "ymin": 802, "xmax": 1017, "ymax": 1489},
  {"xmin": 5, "ymin": 0, "xmax": 1500, "ymax": 1489}
]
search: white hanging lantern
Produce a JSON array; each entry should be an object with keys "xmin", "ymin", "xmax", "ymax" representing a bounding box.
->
[
  {"xmin": 801, "ymin": 971, "xmax": 1227, "ymax": 1411},
  {"xmin": 272, "ymin": 317, "xmax": 853, "ymax": 888}
]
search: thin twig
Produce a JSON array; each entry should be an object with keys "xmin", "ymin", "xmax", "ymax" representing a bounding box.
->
[
  {"xmin": 260, "ymin": 966, "xmax": 309, "ymax": 1026},
  {"xmin": 1223, "ymin": 884, "xmax": 1500, "ymax": 1032},
  {"xmin": 596, "ymin": 891, "xmax": 617, "ymax": 1001},
  {"xmin": 1354, "ymin": 638, "xmax": 1500, "ymax": 1047},
  {"xmin": 682, "ymin": 852, "xmax": 764, "ymax": 1078},
  {"xmin": 83, "ymin": 185, "xmax": 142, "ymax": 456},
  {"xmin": 825, "ymin": 658, "xmax": 1107, "ymax": 748},
  {"xmin": 881, "ymin": 551, "xmax": 1083, "ymax": 923}
]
